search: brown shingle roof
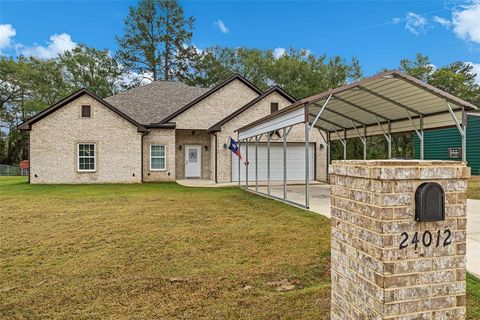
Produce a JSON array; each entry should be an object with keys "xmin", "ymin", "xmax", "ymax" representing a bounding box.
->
[{"xmin": 104, "ymin": 80, "xmax": 211, "ymax": 125}]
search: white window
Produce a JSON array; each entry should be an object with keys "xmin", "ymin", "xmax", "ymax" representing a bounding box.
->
[
  {"xmin": 78, "ymin": 143, "xmax": 96, "ymax": 172},
  {"xmin": 150, "ymin": 145, "xmax": 166, "ymax": 170},
  {"xmin": 448, "ymin": 147, "xmax": 461, "ymax": 159}
]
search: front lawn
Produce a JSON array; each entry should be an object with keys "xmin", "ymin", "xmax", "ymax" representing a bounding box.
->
[
  {"xmin": 0, "ymin": 177, "xmax": 331, "ymax": 319},
  {"xmin": 468, "ymin": 176, "xmax": 480, "ymax": 200},
  {"xmin": 1, "ymin": 177, "xmax": 479, "ymax": 319}
]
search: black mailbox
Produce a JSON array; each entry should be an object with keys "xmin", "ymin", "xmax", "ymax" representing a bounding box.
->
[{"xmin": 415, "ymin": 182, "xmax": 445, "ymax": 222}]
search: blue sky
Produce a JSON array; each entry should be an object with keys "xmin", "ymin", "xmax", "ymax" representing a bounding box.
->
[{"xmin": 1, "ymin": 0, "xmax": 479, "ymax": 81}]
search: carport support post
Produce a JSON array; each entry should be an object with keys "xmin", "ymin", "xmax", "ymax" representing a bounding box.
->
[
  {"xmin": 388, "ymin": 120, "xmax": 392, "ymax": 159},
  {"xmin": 283, "ymin": 127, "xmax": 287, "ymax": 200},
  {"xmin": 267, "ymin": 131, "xmax": 271, "ymax": 195},
  {"xmin": 343, "ymin": 129, "xmax": 347, "ymax": 160},
  {"xmin": 420, "ymin": 115, "xmax": 424, "ymax": 160},
  {"xmin": 363, "ymin": 125, "xmax": 367, "ymax": 160},
  {"xmin": 255, "ymin": 135, "xmax": 259, "ymax": 192},
  {"xmin": 237, "ymin": 133, "xmax": 241, "ymax": 186},
  {"xmin": 245, "ymin": 139, "xmax": 249, "ymax": 189},
  {"xmin": 305, "ymin": 120, "xmax": 310, "ymax": 208},
  {"xmin": 327, "ymin": 132, "xmax": 331, "ymax": 183},
  {"xmin": 446, "ymin": 101, "xmax": 467, "ymax": 163},
  {"xmin": 462, "ymin": 107, "xmax": 467, "ymax": 163}
]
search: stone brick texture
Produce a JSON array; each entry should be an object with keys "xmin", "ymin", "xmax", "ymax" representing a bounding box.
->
[
  {"xmin": 330, "ymin": 160, "xmax": 469, "ymax": 320},
  {"xmin": 172, "ymin": 79, "xmax": 259, "ymax": 130},
  {"xmin": 143, "ymin": 129, "xmax": 175, "ymax": 181},
  {"xmin": 30, "ymin": 93, "xmax": 142, "ymax": 184}
]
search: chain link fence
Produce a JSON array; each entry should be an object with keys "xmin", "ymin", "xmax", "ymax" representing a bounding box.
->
[{"xmin": 0, "ymin": 165, "xmax": 21, "ymax": 176}]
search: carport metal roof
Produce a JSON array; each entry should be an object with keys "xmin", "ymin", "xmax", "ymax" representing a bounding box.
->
[
  {"xmin": 235, "ymin": 70, "xmax": 478, "ymax": 209},
  {"xmin": 237, "ymin": 70, "xmax": 477, "ymax": 141}
]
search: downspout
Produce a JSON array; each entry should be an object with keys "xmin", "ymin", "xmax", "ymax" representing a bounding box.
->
[
  {"xmin": 213, "ymin": 132, "xmax": 218, "ymax": 183},
  {"xmin": 28, "ymin": 131, "xmax": 31, "ymax": 184},
  {"xmin": 141, "ymin": 131, "xmax": 149, "ymax": 182}
]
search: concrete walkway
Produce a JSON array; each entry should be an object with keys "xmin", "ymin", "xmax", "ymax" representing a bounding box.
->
[
  {"xmin": 467, "ymin": 199, "xmax": 480, "ymax": 278},
  {"xmin": 249, "ymin": 184, "xmax": 479, "ymax": 278}
]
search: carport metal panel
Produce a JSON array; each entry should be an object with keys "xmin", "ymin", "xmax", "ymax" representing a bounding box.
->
[{"xmin": 236, "ymin": 70, "xmax": 477, "ymax": 209}]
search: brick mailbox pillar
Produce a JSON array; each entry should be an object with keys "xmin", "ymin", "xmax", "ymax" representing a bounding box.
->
[{"xmin": 330, "ymin": 160, "xmax": 469, "ymax": 320}]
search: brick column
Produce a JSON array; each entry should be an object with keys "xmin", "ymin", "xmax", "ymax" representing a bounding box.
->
[{"xmin": 330, "ymin": 160, "xmax": 469, "ymax": 320}]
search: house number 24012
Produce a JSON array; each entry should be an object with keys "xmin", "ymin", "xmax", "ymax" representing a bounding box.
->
[{"xmin": 399, "ymin": 229, "xmax": 452, "ymax": 250}]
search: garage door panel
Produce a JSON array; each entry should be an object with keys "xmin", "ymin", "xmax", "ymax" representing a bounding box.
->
[{"xmin": 232, "ymin": 143, "xmax": 314, "ymax": 182}]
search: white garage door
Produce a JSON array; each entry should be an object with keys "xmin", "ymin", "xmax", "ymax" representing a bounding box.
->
[{"xmin": 232, "ymin": 143, "xmax": 314, "ymax": 182}]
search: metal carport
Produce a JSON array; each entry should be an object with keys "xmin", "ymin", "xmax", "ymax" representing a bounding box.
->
[{"xmin": 235, "ymin": 70, "xmax": 478, "ymax": 209}]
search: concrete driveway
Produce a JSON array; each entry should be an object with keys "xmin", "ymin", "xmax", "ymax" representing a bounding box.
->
[
  {"xmin": 253, "ymin": 184, "xmax": 479, "ymax": 278},
  {"xmin": 467, "ymin": 199, "xmax": 480, "ymax": 278}
]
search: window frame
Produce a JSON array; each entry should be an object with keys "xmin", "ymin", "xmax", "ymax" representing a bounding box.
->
[
  {"xmin": 77, "ymin": 143, "xmax": 96, "ymax": 172},
  {"xmin": 448, "ymin": 147, "xmax": 461, "ymax": 159},
  {"xmin": 150, "ymin": 144, "xmax": 167, "ymax": 171},
  {"xmin": 270, "ymin": 102, "xmax": 279, "ymax": 114},
  {"xmin": 81, "ymin": 105, "xmax": 91, "ymax": 118}
]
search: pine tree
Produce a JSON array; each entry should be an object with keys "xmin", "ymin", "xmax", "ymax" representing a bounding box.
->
[{"xmin": 116, "ymin": 0, "xmax": 196, "ymax": 81}]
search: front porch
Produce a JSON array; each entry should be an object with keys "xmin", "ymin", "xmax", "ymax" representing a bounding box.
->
[{"xmin": 175, "ymin": 129, "xmax": 212, "ymax": 180}]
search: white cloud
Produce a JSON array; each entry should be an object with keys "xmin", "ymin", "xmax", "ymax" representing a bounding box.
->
[
  {"xmin": 18, "ymin": 33, "xmax": 76, "ymax": 59},
  {"xmin": 452, "ymin": 2, "xmax": 480, "ymax": 43},
  {"xmin": 0, "ymin": 24, "xmax": 16, "ymax": 53},
  {"xmin": 405, "ymin": 12, "xmax": 428, "ymax": 35},
  {"xmin": 273, "ymin": 47, "xmax": 286, "ymax": 59},
  {"xmin": 215, "ymin": 20, "xmax": 229, "ymax": 34},
  {"xmin": 433, "ymin": 16, "xmax": 452, "ymax": 28},
  {"xmin": 467, "ymin": 62, "xmax": 480, "ymax": 84},
  {"xmin": 120, "ymin": 70, "xmax": 153, "ymax": 87},
  {"xmin": 391, "ymin": 17, "xmax": 401, "ymax": 25}
]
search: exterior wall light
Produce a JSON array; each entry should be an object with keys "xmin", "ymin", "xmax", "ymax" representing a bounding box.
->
[
  {"xmin": 319, "ymin": 144, "xmax": 324, "ymax": 150},
  {"xmin": 204, "ymin": 145, "xmax": 208, "ymax": 151},
  {"xmin": 178, "ymin": 145, "xmax": 182, "ymax": 151},
  {"xmin": 223, "ymin": 143, "xmax": 228, "ymax": 149}
]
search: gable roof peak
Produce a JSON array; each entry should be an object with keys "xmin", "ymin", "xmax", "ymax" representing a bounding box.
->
[
  {"xmin": 208, "ymin": 85, "xmax": 297, "ymax": 132},
  {"xmin": 157, "ymin": 73, "xmax": 263, "ymax": 124},
  {"xmin": 18, "ymin": 88, "xmax": 147, "ymax": 132}
]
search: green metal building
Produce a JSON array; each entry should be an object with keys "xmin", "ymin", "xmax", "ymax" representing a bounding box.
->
[{"xmin": 414, "ymin": 113, "xmax": 480, "ymax": 175}]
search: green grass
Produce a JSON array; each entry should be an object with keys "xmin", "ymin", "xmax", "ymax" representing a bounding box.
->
[
  {"xmin": 468, "ymin": 176, "xmax": 480, "ymax": 200},
  {"xmin": 0, "ymin": 177, "xmax": 331, "ymax": 319},
  {"xmin": 467, "ymin": 273, "xmax": 480, "ymax": 320},
  {"xmin": 1, "ymin": 176, "xmax": 479, "ymax": 319}
]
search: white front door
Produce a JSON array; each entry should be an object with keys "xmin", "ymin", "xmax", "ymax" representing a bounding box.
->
[{"xmin": 185, "ymin": 145, "xmax": 201, "ymax": 178}]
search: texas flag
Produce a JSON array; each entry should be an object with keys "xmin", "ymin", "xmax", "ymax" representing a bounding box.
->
[{"xmin": 228, "ymin": 137, "xmax": 248, "ymax": 165}]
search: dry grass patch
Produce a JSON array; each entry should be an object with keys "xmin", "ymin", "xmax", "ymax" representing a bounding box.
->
[
  {"xmin": 468, "ymin": 176, "xmax": 480, "ymax": 200},
  {"xmin": 2, "ymin": 177, "xmax": 479, "ymax": 319},
  {"xmin": 0, "ymin": 177, "xmax": 330, "ymax": 319}
]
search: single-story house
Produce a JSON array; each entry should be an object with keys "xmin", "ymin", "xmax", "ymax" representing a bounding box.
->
[{"xmin": 19, "ymin": 74, "xmax": 327, "ymax": 184}]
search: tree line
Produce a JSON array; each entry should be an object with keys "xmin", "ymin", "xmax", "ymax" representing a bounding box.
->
[{"xmin": 1, "ymin": 0, "xmax": 479, "ymax": 166}]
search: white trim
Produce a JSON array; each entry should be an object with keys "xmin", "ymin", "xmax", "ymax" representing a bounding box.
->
[
  {"xmin": 150, "ymin": 144, "xmax": 166, "ymax": 171},
  {"xmin": 77, "ymin": 143, "xmax": 96, "ymax": 172},
  {"xmin": 239, "ymin": 106, "xmax": 305, "ymax": 140}
]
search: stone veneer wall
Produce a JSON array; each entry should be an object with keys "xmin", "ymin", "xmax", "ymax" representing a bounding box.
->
[
  {"xmin": 173, "ymin": 79, "xmax": 259, "ymax": 130},
  {"xmin": 175, "ymin": 129, "xmax": 211, "ymax": 179},
  {"xmin": 30, "ymin": 93, "xmax": 142, "ymax": 184},
  {"xmin": 330, "ymin": 160, "xmax": 469, "ymax": 320},
  {"xmin": 143, "ymin": 129, "xmax": 176, "ymax": 181}
]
